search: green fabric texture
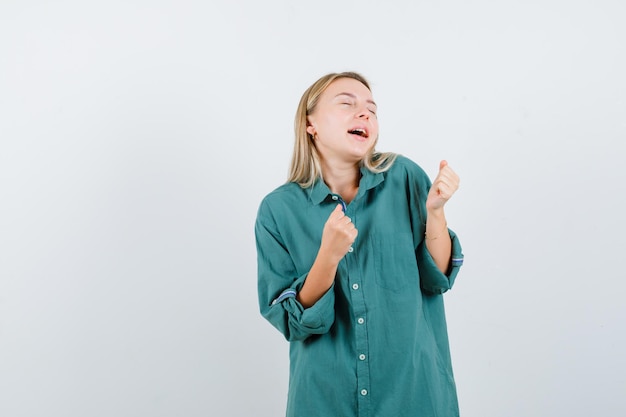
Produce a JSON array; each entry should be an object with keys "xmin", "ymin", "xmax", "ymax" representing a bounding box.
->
[{"xmin": 256, "ymin": 155, "xmax": 464, "ymax": 417}]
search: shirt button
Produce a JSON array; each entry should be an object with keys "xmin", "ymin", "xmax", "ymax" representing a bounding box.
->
[
  {"xmin": 359, "ymin": 354, "xmax": 366, "ymax": 361},
  {"xmin": 332, "ymin": 195, "xmax": 338, "ymax": 200},
  {"xmin": 352, "ymin": 283, "xmax": 359, "ymax": 290},
  {"xmin": 361, "ymin": 389, "xmax": 368, "ymax": 396},
  {"xmin": 348, "ymin": 247, "xmax": 354, "ymax": 253},
  {"xmin": 357, "ymin": 317, "xmax": 365, "ymax": 324}
]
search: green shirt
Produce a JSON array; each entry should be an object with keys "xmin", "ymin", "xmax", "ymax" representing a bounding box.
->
[{"xmin": 255, "ymin": 155, "xmax": 464, "ymax": 417}]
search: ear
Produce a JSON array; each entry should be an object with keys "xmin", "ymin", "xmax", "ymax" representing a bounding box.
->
[{"xmin": 306, "ymin": 123, "xmax": 316, "ymax": 137}]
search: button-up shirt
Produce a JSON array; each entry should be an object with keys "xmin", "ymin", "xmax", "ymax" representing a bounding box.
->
[{"xmin": 255, "ymin": 155, "xmax": 464, "ymax": 417}]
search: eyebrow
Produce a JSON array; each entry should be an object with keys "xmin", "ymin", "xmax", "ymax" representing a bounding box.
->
[{"xmin": 335, "ymin": 92, "xmax": 377, "ymax": 107}]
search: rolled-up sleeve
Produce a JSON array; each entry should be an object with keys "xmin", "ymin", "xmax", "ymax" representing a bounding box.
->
[
  {"xmin": 255, "ymin": 202, "xmax": 335, "ymax": 341},
  {"xmin": 416, "ymin": 228, "xmax": 464, "ymax": 294}
]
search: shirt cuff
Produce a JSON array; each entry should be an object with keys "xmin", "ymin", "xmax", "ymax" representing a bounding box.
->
[{"xmin": 269, "ymin": 275, "xmax": 336, "ymax": 341}]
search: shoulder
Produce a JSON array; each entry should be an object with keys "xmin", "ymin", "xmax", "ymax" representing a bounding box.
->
[
  {"xmin": 257, "ymin": 182, "xmax": 306, "ymax": 218},
  {"xmin": 380, "ymin": 155, "xmax": 432, "ymax": 196},
  {"xmin": 386, "ymin": 154, "xmax": 429, "ymax": 180}
]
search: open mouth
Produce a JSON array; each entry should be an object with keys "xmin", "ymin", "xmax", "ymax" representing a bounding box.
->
[{"xmin": 348, "ymin": 128, "xmax": 369, "ymax": 138}]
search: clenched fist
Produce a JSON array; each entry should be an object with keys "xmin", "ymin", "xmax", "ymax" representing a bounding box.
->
[
  {"xmin": 319, "ymin": 204, "xmax": 358, "ymax": 263},
  {"xmin": 426, "ymin": 160, "xmax": 460, "ymax": 211}
]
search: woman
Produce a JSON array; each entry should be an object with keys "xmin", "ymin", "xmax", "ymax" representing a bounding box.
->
[{"xmin": 255, "ymin": 72, "xmax": 464, "ymax": 417}]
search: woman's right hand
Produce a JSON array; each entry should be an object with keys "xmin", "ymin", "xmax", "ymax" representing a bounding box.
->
[
  {"xmin": 297, "ymin": 204, "xmax": 357, "ymax": 308},
  {"xmin": 319, "ymin": 204, "xmax": 358, "ymax": 264}
]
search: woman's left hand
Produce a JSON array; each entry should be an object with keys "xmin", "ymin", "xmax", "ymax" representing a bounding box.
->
[{"xmin": 426, "ymin": 160, "xmax": 460, "ymax": 211}]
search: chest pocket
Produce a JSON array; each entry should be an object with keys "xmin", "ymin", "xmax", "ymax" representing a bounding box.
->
[{"xmin": 371, "ymin": 232, "xmax": 419, "ymax": 292}]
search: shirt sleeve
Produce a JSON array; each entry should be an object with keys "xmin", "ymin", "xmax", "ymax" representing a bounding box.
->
[
  {"xmin": 416, "ymin": 228, "xmax": 464, "ymax": 294},
  {"xmin": 404, "ymin": 158, "xmax": 465, "ymax": 294},
  {"xmin": 255, "ymin": 201, "xmax": 336, "ymax": 342}
]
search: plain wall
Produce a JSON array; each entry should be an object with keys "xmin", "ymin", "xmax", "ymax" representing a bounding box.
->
[{"xmin": 1, "ymin": 1, "xmax": 625, "ymax": 416}]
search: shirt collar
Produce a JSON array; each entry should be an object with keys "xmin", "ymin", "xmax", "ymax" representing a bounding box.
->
[{"xmin": 309, "ymin": 166, "xmax": 385, "ymax": 206}]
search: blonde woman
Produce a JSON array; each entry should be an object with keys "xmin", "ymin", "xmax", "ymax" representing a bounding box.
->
[{"xmin": 255, "ymin": 72, "xmax": 464, "ymax": 417}]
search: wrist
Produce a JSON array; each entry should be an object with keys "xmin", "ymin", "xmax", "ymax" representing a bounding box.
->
[
  {"xmin": 425, "ymin": 209, "xmax": 448, "ymax": 241},
  {"xmin": 426, "ymin": 207, "xmax": 446, "ymax": 221},
  {"xmin": 425, "ymin": 222, "xmax": 448, "ymax": 241},
  {"xmin": 315, "ymin": 246, "xmax": 342, "ymax": 271}
]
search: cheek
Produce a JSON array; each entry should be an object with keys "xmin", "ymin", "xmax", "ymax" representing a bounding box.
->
[
  {"xmin": 320, "ymin": 114, "xmax": 345, "ymax": 132},
  {"xmin": 370, "ymin": 122, "xmax": 380, "ymax": 137}
]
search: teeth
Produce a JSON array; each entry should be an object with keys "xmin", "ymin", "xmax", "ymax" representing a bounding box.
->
[{"xmin": 350, "ymin": 129, "xmax": 367, "ymax": 137}]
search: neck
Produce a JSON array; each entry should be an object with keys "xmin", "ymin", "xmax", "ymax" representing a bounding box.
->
[{"xmin": 320, "ymin": 159, "xmax": 360, "ymax": 204}]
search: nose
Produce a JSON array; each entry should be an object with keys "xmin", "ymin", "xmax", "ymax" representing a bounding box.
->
[{"xmin": 356, "ymin": 106, "xmax": 370, "ymax": 119}]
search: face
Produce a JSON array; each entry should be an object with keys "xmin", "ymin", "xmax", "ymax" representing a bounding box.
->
[{"xmin": 306, "ymin": 77, "xmax": 379, "ymax": 166}]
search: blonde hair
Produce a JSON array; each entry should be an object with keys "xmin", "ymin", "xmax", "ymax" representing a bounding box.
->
[{"xmin": 288, "ymin": 72, "xmax": 397, "ymax": 188}]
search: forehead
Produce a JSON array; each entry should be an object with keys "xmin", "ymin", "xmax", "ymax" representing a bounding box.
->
[{"xmin": 322, "ymin": 77, "xmax": 373, "ymax": 101}]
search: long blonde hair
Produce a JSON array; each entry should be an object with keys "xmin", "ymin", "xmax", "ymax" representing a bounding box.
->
[{"xmin": 288, "ymin": 72, "xmax": 397, "ymax": 188}]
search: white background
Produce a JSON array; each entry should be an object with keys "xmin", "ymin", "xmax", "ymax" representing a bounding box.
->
[{"xmin": 1, "ymin": 1, "xmax": 625, "ymax": 416}]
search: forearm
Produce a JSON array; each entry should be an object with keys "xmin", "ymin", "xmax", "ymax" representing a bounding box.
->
[
  {"xmin": 425, "ymin": 208, "xmax": 452, "ymax": 273},
  {"xmin": 297, "ymin": 249, "xmax": 339, "ymax": 308}
]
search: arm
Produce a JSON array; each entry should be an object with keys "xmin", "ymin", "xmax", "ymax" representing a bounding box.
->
[
  {"xmin": 255, "ymin": 202, "xmax": 356, "ymax": 340},
  {"xmin": 407, "ymin": 158, "xmax": 463, "ymax": 294},
  {"xmin": 297, "ymin": 204, "xmax": 357, "ymax": 308},
  {"xmin": 424, "ymin": 160, "xmax": 459, "ymax": 273}
]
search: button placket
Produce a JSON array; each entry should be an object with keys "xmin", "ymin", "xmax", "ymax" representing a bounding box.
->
[{"xmin": 340, "ymin": 194, "xmax": 370, "ymax": 414}]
